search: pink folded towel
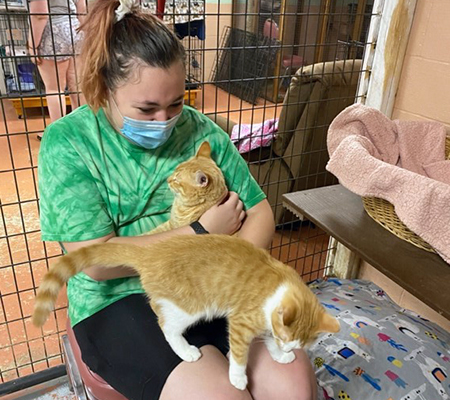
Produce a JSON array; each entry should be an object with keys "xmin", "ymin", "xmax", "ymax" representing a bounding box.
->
[{"xmin": 326, "ymin": 103, "xmax": 450, "ymax": 263}]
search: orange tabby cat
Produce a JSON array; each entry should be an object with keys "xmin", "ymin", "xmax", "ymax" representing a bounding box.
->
[
  {"xmin": 32, "ymin": 235, "xmax": 339, "ymax": 390},
  {"xmin": 145, "ymin": 141, "xmax": 227, "ymax": 235}
]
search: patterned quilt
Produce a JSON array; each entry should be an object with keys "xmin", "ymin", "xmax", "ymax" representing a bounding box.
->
[{"xmin": 307, "ymin": 279, "xmax": 450, "ymax": 400}]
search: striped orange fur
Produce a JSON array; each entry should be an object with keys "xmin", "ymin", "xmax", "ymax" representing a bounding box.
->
[
  {"xmin": 145, "ymin": 141, "xmax": 227, "ymax": 235},
  {"xmin": 32, "ymin": 235, "xmax": 339, "ymax": 389}
]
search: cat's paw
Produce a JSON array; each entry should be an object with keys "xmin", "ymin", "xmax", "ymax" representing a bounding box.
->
[
  {"xmin": 229, "ymin": 373, "xmax": 248, "ymax": 391},
  {"xmin": 273, "ymin": 351, "xmax": 296, "ymax": 364},
  {"xmin": 178, "ymin": 345, "xmax": 202, "ymax": 362}
]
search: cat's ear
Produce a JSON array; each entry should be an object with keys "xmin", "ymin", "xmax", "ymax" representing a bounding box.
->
[
  {"xmin": 275, "ymin": 305, "xmax": 294, "ymax": 342},
  {"xmin": 317, "ymin": 312, "xmax": 340, "ymax": 333},
  {"xmin": 195, "ymin": 171, "xmax": 209, "ymax": 187},
  {"xmin": 272, "ymin": 298, "xmax": 296, "ymax": 342},
  {"xmin": 196, "ymin": 142, "xmax": 211, "ymax": 159},
  {"xmin": 277, "ymin": 297, "xmax": 297, "ymax": 327}
]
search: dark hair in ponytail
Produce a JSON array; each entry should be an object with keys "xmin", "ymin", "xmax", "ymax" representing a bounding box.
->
[{"xmin": 79, "ymin": 0, "xmax": 185, "ymax": 111}]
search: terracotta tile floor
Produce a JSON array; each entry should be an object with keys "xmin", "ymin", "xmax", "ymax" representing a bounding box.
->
[
  {"xmin": 0, "ymin": 85, "xmax": 326, "ymax": 383},
  {"xmin": 198, "ymin": 83, "xmax": 282, "ymax": 124}
]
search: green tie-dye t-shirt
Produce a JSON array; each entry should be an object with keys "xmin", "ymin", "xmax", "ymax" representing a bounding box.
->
[{"xmin": 38, "ymin": 105, "xmax": 266, "ymax": 327}]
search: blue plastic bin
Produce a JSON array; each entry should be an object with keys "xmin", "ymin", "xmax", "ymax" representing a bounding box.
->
[{"xmin": 18, "ymin": 63, "xmax": 35, "ymax": 83}]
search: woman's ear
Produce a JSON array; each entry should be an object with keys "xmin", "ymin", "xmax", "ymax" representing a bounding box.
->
[{"xmin": 317, "ymin": 312, "xmax": 340, "ymax": 333}]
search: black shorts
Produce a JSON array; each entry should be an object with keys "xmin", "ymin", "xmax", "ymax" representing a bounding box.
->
[{"xmin": 73, "ymin": 294, "xmax": 229, "ymax": 400}]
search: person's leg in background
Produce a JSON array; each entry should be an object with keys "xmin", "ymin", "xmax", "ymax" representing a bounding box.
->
[
  {"xmin": 37, "ymin": 58, "xmax": 70, "ymax": 123},
  {"xmin": 66, "ymin": 56, "xmax": 85, "ymax": 110}
]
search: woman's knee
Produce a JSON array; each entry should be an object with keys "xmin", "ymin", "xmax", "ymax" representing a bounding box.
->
[
  {"xmin": 276, "ymin": 350, "xmax": 317, "ymax": 400},
  {"xmin": 247, "ymin": 344, "xmax": 318, "ymax": 400},
  {"xmin": 275, "ymin": 376, "xmax": 316, "ymax": 400},
  {"xmin": 206, "ymin": 387, "xmax": 252, "ymax": 400},
  {"xmin": 161, "ymin": 379, "xmax": 252, "ymax": 400},
  {"xmin": 258, "ymin": 369, "xmax": 316, "ymax": 400},
  {"xmin": 150, "ymin": 376, "xmax": 252, "ymax": 400},
  {"xmin": 160, "ymin": 345, "xmax": 252, "ymax": 400}
]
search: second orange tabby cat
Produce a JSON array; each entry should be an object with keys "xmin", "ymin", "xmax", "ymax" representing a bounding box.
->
[{"xmin": 32, "ymin": 235, "xmax": 340, "ymax": 390}]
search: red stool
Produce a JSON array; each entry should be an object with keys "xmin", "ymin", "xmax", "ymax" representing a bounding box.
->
[{"xmin": 62, "ymin": 319, "xmax": 128, "ymax": 400}]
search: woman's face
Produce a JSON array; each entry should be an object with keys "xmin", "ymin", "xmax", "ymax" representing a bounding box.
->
[{"xmin": 110, "ymin": 61, "xmax": 186, "ymax": 124}]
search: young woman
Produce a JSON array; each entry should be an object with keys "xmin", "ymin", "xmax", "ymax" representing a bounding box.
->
[{"xmin": 38, "ymin": 0, "xmax": 318, "ymax": 398}]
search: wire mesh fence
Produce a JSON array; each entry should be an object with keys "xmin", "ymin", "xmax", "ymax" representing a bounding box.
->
[
  {"xmin": 0, "ymin": 0, "xmax": 375, "ymax": 384},
  {"xmin": 212, "ymin": 26, "xmax": 280, "ymax": 104}
]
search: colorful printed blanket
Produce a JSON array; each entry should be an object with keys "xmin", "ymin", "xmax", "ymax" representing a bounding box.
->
[{"xmin": 308, "ymin": 279, "xmax": 450, "ymax": 400}]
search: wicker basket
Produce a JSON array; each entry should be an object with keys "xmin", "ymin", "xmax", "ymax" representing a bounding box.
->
[{"xmin": 362, "ymin": 136, "xmax": 450, "ymax": 253}]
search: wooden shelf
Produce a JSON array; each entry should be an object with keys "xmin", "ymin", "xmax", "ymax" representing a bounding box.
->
[
  {"xmin": 184, "ymin": 89, "xmax": 200, "ymax": 107},
  {"xmin": 10, "ymin": 96, "xmax": 70, "ymax": 118},
  {"xmin": 282, "ymin": 185, "xmax": 450, "ymax": 320}
]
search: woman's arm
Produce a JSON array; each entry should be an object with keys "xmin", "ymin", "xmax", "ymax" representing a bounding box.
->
[
  {"xmin": 236, "ymin": 199, "xmax": 275, "ymax": 249},
  {"xmin": 27, "ymin": 0, "xmax": 49, "ymax": 56}
]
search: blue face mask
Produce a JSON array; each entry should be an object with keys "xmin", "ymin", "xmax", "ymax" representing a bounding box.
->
[{"xmin": 112, "ymin": 98, "xmax": 182, "ymax": 149}]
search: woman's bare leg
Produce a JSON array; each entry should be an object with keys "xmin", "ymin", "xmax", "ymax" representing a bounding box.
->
[
  {"xmin": 247, "ymin": 342, "xmax": 317, "ymax": 400},
  {"xmin": 160, "ymin": 345, "xmax": 253, "ymax": 400},
  {"xmin": 38, "ymin": 58, "xmax": 70, "ymax": 122},
  {"xmin": 66, "ymin": 56, "xmax": 85, "ymax": 109}
]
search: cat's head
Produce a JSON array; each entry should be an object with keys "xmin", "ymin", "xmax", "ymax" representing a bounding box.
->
[
  {"xmin": 167, "ymin": 142, "xmax": 227, "ymax": 206},
  {"xmin": 271, "ymin": 287, "xmax": 340, "ymax": 352}
]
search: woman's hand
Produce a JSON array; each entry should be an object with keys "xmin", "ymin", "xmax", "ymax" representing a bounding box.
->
[
  {"xmin": 198, "ymin": 191, "xmax": 246, "ymax": 235},
  {"xmin": 28, "ymin": 45, "xmax": 42, "ymax": 65}
]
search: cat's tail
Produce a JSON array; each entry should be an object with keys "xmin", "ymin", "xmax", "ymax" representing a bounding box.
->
[{"xmin": 32, "ymin": 242, "xmax": 143, "ymax": 327}]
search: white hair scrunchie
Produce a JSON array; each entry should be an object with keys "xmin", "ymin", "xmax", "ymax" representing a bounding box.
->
[{"xmin": 115, "ymin": 0, "xmax": 138, "ymax": 22}]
